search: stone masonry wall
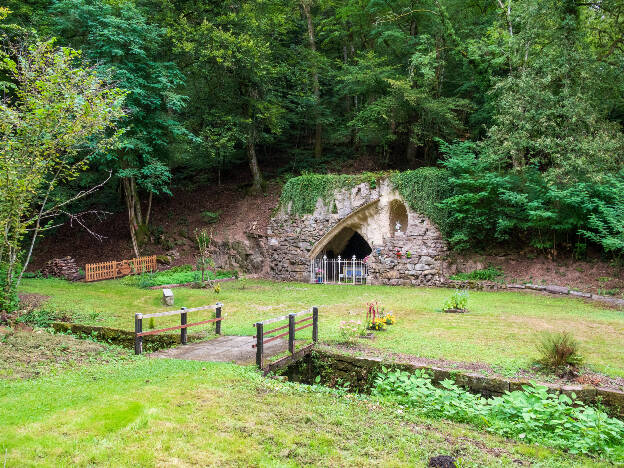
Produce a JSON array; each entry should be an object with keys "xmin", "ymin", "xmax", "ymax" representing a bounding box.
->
[{"xmin": 268, "ymin": 179, "xmax": 449, "ymax": 285}]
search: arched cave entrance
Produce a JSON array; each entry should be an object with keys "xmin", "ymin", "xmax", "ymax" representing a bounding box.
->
[
  {"xmin": 389, "ymin": 199, "xmax": 408, "ymax": 236},
  {"xmin": 319, "ymin": 227, "xmax": 372, "ymax": 260},
  {"xmin": 313, "ymin": 228, "xmax": 372, "ymax": 284}
]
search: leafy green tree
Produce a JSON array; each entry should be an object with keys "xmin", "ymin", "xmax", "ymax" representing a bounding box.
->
[
  {"xmin": 0, "ymin": 40, "xmax": 125, "ymax": 311},
  {"xmin": 580, "ymin": 171, "xmax": 624, "ymax": 257},
  {"xmin": 48, "ymin": 0, "xmax": 190, "ymax": 256},
  {"xmin": 482, "ymin": 0, "xmax": 624, "ymax": 181},
  {"xmin": 168, "ymin": 0, "xmax": 300, "ymax": 193}
]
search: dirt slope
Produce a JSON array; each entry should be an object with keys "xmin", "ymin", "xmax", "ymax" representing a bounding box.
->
[{"xmin": 30, "ymin": 182, "xmax": 280, "ymax": 270}]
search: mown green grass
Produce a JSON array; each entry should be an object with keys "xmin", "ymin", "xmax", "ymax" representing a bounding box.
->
[
  {"xmin": 0, "ymin": 359, "xmax": 605, "ymax": 467},
  {"xmin": 20, "ymin": 278, "xmax": 624, "ymax": 376}
]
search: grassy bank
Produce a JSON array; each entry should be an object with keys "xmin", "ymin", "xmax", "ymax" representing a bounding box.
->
[
  {"xmin": 0, "ymin": 358, "xmax": 605, "ymax": 467},
  {"xmin": 19, "ymin": 278, "xmax": 624, "ymax": 376}
]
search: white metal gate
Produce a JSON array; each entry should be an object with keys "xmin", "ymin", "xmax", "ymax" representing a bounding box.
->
[{"xmin": 310, "ymin": 255, "xmax": 368, "ymax": 284}]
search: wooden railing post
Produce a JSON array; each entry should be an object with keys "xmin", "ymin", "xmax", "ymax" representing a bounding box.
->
[
  {"xmin": 255, "ymin": 322, "xmax": 263, "ymax": 368},
  {"xmin": 135, "ymin": 313, "xmax": 143, "ymax": 355},
  {"xmin": 215, "ymin": 303, "xmax": 222, "ymax": 335},
  {"xmin": 180, "ymin": 307, "xmax": 187, "ymax": 345},
  {"xmin": 312, "ymin": 307, "xmax": 318, "ymax": 343},
  {"xmin": 288, "ymin": 313, "xmax": 296, "ymax": 354}
]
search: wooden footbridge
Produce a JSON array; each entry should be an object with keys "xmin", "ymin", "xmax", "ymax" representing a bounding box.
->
[{"xmin": 137, "ymin": 303, "xmax": 318, "ymax": 372}]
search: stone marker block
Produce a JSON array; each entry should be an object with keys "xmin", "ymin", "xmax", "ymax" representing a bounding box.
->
[{"xmin": 162, "ymin": 288, "xmax": 174, "ymax": 306}]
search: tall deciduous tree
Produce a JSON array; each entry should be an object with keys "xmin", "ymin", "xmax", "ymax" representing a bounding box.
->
[
  {"xmin": 49, "ymin": 0, "xmax": 190, "ymax": 256},
  {"xmin": 483, "ymin": 0, "xmax": 624, "ymax": 181},
  {"xmin": 0, "ymin": 40, "xmax": 125, "ymax": 311},
  {"xmin": 167, "ymin": 0, "xmax": 300, "ymax": 193}
]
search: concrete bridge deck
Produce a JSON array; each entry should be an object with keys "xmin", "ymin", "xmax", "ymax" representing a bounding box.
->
[{"xmin": 150, "ymin": 335, "xmax": 288, "ymax": 365}]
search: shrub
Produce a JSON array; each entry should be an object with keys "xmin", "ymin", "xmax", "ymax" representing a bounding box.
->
[
  {"xmin": 580, "ymin": 170, "xmax": 624, "ymax": 257},
  {"xmin": 338, "ymin": 319, "xmax": 363, "ymax": 343},
  {"xmin": 0, "ymin": 263, "xmax": 20, "ymax": 313},
  {"xmin": 200, "ymin": 210, "xmax": 221, "ymax": 224},
  {"xmin": 15, "ymin": 307, "xmax": 60, "ymax": 328},
  {"xmin": 450, "ymin": 266, "xmax": 503, "ymax": 282},
  {"xmin": 373, "ymin": 368, "xmax": 624, "ymax": 459},
  {"xmin": 536, "ymin": 331, "xmax": 583, "ymax": 375},
  {"xmin": 443, "ymin": 289, "xmax": 469, "ymax": 310}
]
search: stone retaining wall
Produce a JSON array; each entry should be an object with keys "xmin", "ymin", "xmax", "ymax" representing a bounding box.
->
[
  {"xmin": 51, "ymin": 322, "xmax": 204, "ymax": 351},
  {"xmin": 286, "ymin": 350, "xmax": 624, "ymax": 418}
]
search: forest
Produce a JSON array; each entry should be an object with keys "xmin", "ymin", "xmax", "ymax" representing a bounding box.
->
[{"xmin": 1, "ymin": 0, "xmax": 623, "ymax": 307}]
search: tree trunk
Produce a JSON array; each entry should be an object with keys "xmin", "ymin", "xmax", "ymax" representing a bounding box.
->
[
  {"xmin": 302, "ymin": 1, "xmax": 322, "ymax": 159},
  {"xmin": 247, "ymin": 87, "xmax": 263, "ymax": 194},
  {"xmin": 247, "ymin": 124, "xmax": 263, "ymax": 194},
  {"xmin": 123, "ymin": 177, "xmax": 141, "ymax": 258},
  {"xmin": 406, "ymin": 125, "xmax": 418, "ymax": 167}
]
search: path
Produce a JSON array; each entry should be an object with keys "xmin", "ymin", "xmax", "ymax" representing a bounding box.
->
[{"xmin": 150, "ymin": 335, "xmax": 287, "ymax": 365}]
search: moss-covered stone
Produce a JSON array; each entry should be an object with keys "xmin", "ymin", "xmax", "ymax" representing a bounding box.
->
[
  {"xmin": 284, "ymin": 350, "xmax": 624, "ymax": 417},
  {"xmin": 51, "ymin": 322, "xmax": 203, "ymax": 351}
]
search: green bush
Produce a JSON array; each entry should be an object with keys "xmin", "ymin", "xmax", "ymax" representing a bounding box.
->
[
  {"xmin": 0, "ymin": 263, "xmax": 20, "ymax": 313},
  {"xmin": 15, "ymin": 307, "xmax": 60, "ymax": 328},
  {"xmin": 373, "ymin": 368, "xmax": 624, "ymax": 460},
  {"xmin": 450, "ymin": 267, "xmax": 503, "ymax": 281},
  {"xmin": 579, "ymin": 170, "xmax": 624, "ymax": 257},
  {"xmin": 123, "ymin": 268, "xmax": 237, "ymax": 288},
  {"xmin": 437, "ymin": 140, "xmax": 624, "ymax": 255},
  {"xmin": 201, "ymin": 210, "xmax": 221, "ymax": 224},
  {"xmin": 442, "ymin": 289, "xmax": 469, "ymax": 310},
  {"xmin": 536, "ymin": 331, "xmax": 583, "ymax": 374}
]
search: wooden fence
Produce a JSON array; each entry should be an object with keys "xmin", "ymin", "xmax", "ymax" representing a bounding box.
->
[
  {"xmin": 85, "ymin": 255, "xmax": 156, "ymax": 282},
  {"xmin": 134, "ymin": 303, "xmax": 223, "ymax": 355},
  {"xmin": 253, "ymin": 307, "xmax": 318, "ymax": 368}
]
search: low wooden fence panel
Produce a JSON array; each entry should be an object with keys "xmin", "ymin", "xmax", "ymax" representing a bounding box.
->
[
  {"xmin": 86, "ymin": 255, "xmax": 156, "ymax": 282},
  {"xmin": 253, "ymin": 307, "xmax": 318, "ymax": 368},
  {"xmin": 134, "ymin": 303, "xmax": 223, "ymax": 355}
]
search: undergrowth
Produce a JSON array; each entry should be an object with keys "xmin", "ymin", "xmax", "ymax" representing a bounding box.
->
[
  {"xmin": 120, "ymin": 267, "xmax": 237, "ymax": 288},
  {"xmin": 373, "ymin": 368, "xmax": 624, "ymax": 460},
  {"xmin": 450, "ymin": 266, "xmax": 503, "ymax": 282}
]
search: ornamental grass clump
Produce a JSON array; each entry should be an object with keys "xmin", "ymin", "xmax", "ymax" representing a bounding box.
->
[
  {"xmin": 373, "ymin": 368, "xmax": 624, "ymax": 460},
  {"xmin": 536, "ymin": 331, "xmax": 583, "ymax": 376}
]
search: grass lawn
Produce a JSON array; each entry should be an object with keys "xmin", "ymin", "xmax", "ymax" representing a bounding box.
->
[
  {"xmin": 0, "ymin": 357, "xmax": 606, "ymax": 467},
  {"xmin": 20, "ymin": 278, "xmax": 624, "ymax": 376}
]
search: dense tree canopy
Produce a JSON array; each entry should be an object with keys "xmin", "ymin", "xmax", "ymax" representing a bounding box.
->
[{"xmin": 1, "ymin": 0, "xmax": 622, "ymax": 257}]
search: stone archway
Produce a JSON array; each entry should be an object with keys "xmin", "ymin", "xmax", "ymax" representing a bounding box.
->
[
  {"xmin": 308, "ymin": 199, "xmax": 379, "ymax": 259},
  {"xmin": 315, "ymin": 227, "xmax": 372, "ymax": 259}
]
